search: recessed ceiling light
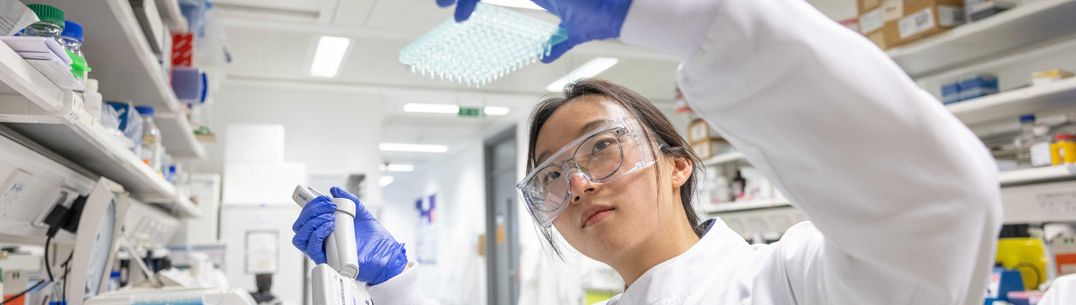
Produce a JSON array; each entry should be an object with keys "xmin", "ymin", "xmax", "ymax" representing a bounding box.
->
[
  {"xmin": 404, "ymin": 103, "xmax": 460, "ymax": 114},
  {"xmin": 546, "ymin": 57, "xmax": 619, "ymax": 92},
  {"xmin": 379, "ymin": 143, "xmax": 449, "ymax": 153},
  {"xmin": 483, "ymin": 106, "xmax": 510, "ymax": 116},
  {"xmin": 310, "ymin": 36, "xmax": 350, "ymax": 77}
]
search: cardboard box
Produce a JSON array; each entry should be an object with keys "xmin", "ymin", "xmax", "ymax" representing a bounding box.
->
[
  {"xmin": 688, "ymin": 118, "xmax": 718, "ymax": 143},
  {"xmin": 691, "ymin": 138, "xmax": 730, "ymax": 160},
  {"xmin": 898, "ymin": 0, "xmax": 965, "ymax": 44},
  {"xmin": 858, "ymin": 0, "xmax": 904, "ymax": 49}
]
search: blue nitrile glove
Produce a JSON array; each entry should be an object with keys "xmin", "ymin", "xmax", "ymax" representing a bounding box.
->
[
  {"xmin": 291, "ymin": 187, "xmax": 408, "ymax": 285},
  {"xmin": 436, "ymin": 0, "xmax": 632, "ymax": 63}
]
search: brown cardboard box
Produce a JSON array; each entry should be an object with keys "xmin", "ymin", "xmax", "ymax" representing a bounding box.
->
[
  {"xmin": 857, "ymin": 0, "xmax": 905, "ymax": 49},
  {"xmin": 688, "ymin": 118, "xmax": 716, "ymax": 143},
  {"xmin": 691, "ymin": 138, "xmax": 730, "ymax": 160},
  {"xmin": 897, "ymin": 0, "xmax": 965, "ymax": 45}
]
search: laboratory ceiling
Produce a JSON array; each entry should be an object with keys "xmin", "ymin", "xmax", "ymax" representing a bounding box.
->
[{"xmin": 211, "ymin": 0, "xmax": 855, "ymax": 172}]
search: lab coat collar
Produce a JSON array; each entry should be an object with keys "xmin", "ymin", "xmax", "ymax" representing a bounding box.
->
[{"xmin": 616, "ymin": 218, "xmax": 751, "ymax": 304}]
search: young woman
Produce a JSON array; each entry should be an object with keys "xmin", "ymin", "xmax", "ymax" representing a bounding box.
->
[{"xmin": 292, "ymin": 0, "xmax": 1003, "ymax": 304}]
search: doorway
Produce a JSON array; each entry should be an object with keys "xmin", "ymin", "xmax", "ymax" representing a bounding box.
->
[{"xmin": 485, "ymin": 127, "xmax": 520, "ymax": 305}]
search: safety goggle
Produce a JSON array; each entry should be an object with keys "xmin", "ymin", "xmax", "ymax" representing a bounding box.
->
[{"xmin": 517, "ymin": 118, "xmax": 657, "ymax": 228}]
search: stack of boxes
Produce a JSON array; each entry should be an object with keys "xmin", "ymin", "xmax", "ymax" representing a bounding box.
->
[
  {"xmin": 857, "ymin": 0, "xmax": 967, "ymax": 50},
  {"xmin": 688, "ymin": 119, "xmax": 730, "ymax": 160}
]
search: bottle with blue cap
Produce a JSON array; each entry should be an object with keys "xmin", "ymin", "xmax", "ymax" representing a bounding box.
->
[
  {"xmin": 1014, "ymin": 114, "xmax": 1052, "ymax": 167},
  {"xmin": 61, "ymin": 20, "xmax": 91, "ymax": 79},
  {"xmin": 135, "ymin": 106, "xmax": 163, "ymax": 172}
]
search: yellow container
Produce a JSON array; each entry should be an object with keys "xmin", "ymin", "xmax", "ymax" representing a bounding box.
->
[
  {"xmin": 1052, "ymin": 134, "xmax": 1076, "ymax": 165},
  {"xmin": 996, "ymin": 238, "xmax": 1049, "ymax": 290}
]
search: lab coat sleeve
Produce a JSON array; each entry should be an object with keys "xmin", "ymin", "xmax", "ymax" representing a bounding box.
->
[
  {"xmin": 366, "ymin": 262, "xmax": 440, "ymax": 305},
  {"xmin": 1040, "ymin": 274, "xmax": 1076, "ymax": 305},
  {"xmin": 620, "ymin": 0, "xmax": 1002, "ymax": 304}
]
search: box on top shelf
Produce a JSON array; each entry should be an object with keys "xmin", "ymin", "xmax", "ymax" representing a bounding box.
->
[
  {"xmin": 171, "ymin": 33, "xmax": 194, "ymax": 66},
  {"xmin": 691, "ymin": 137, "xmax": 731, "ymax": 160},
  {"xmin": 898, "ymin": 0, "xmax": 966, "ymax": 45},
  {"xmin": 858, "ymin": 0, "xmax": 905, "ymax": 49},
  {"xmin": 688, "ymin": 118, "xmax": 717, "ymax": 143}
]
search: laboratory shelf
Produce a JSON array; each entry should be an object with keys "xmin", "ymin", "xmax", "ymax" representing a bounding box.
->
[
  {"xmin": 887, "ymin": 0, "xmax": 1076, "ymax": 77},
  {"xmin": 701, "ymin": 200, "xmax": 792, "ymax": 214},
  {"xmin": 702, "ymin": 151, "xmax": 746, "ymax": 167},
  {"xmin": 156, "ymin": 195, "xmax": 202, "ymax": 219},
  {"xmin": 35, "ymin": 0, "xmax": 206, "ymax": 159},
  {"xmin": 0, "ymin": 99, "xmax": 178, "ymax": 204},
  {"xmin": 158, "ymin": 113, "xmax": 207, "ymax": 159},
  {"xmin": 948, "ymin": 77, "xmax": 1076, "ymax": 125},
  {"xmin": 999, "ymin": 164, "xmax": 1076, "ymax": 186},
  {"xmin": 0, "ymin": 41, "xmax": 192, "ymax": 208}
]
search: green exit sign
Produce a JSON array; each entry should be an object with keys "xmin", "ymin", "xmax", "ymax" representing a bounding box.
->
[{"xmin": 458, "ymin": 107, "xmax": 482, "ymax": 117}]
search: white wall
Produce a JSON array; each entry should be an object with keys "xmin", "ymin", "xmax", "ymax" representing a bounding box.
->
[{"xmin": 192, "ymin": 80, "xmax": 385, "ymax": 205}]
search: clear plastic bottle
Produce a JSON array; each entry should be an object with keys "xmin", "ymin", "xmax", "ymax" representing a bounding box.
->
[
  {"xmin": 22, "ymin": 4, "xmax": 65, "ymax": 44},
  {"xmin": 135, "ymin": 106, "xmax": 162, "ymax": 171},
  {"xmin": 1015, "ymin": 114, "xmax": 1049, "ymax": 166}
]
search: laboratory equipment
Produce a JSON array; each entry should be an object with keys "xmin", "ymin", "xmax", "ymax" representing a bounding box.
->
[
  {"xmin": 135, "ymin": 106, "xmax": 162, "ymax": 171},
  {"xmin": 399, "ymin": 2, "xmax": 567, "ymax": 87},
  {"xmin": 291, "ymin": 185, "xmax": 358, "ymax": 277},
  {"xmin": 291, "ymin": 185, "xmax": 372, "ymax": 305},
  {"xmin": 22, "ymin": 4, "xmax": 64, "ymax": 44},
  {"xmin": 985, "ymin": 266, "xmax": 1026, "ymax": 304},
  {"xmin": 83, "ymin": 287, "xmax": 255, "ymax": 305}
]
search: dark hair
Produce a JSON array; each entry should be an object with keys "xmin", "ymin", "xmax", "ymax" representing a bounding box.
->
[{"xmin": 526, "ymin": 79, "xmax": 705, "ymax": 257}]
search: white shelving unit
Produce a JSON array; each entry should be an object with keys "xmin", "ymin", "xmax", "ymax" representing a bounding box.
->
[
  {"xmin": 37, "ymin": 0, "xmax": 206, "ymax": 159},
  {"xmin": 948, "ymin": 77, "xmax": 1076, "ymax": 126},
  {"xmin": 702, "ymin": 151, "xmax": 746, "ymax": 167},
  {"xmin": 701, "ymin": 200, "xmax": 792, "ymax": 214},
  {"xmin": 999, "ymin": 164, "xmax": 1076, "ymax": 186},
  {"xmin": 0, "ymin": 40, "xmax": 197, "ymax": 218},
  {"xmin": 887, "ymin": 0, "xmax": 1076, "ymax": 77}
]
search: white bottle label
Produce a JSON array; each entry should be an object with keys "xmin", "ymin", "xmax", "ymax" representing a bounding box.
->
[
  {"xmin": 1031, "ymin": 142, "xmax": 1052, "ymax": 167},
  {"xmin": 860, "ymin": 8, "xmax": 885, "ymax": 34},
  {"xmin": 899, "ymin": 8, "xmax": 935, "ymax": 39}
]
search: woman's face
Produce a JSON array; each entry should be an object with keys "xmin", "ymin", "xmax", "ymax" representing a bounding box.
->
[{"xmin": 533, "ymin": 96, "xmax": 676, "ymax": 263}]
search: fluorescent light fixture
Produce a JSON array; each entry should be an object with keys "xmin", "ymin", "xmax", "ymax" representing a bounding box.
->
[
  {"xmin": 483, "ymin": 106, "xmax": 510, "ymax": 116},
  {"xmin": 485, "ymin": 0, "xmax": 544, "ymax": 10},
  {"xmin": 404, "ymin": 103, "xmax": 460, "ymax": 114},
  {"xmin": 546, "ymin": 57, "xmax": 619, "ymax": 92},
  {"xmin": 379, "ymin": 176, "xmax": 395, "ymax": 187},
  {"xmin": 310, "ymin": 36, "xmax": 351, "ymax": 77},
  {"xmin": 379, "ymin": 143, "xmax": 449, "ymax": 153},
  {"xmin": 379, "ymin": 164, "xmax": 415, "ymax": 172}
]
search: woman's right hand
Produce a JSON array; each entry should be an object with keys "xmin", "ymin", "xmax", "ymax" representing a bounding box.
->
[
  {"xmin": 291, "ymin": 187, "xmax": 409, "ymax": 285},
  {"xmin": 436, "ymin": 0, "xmax": 632, "ymax": 63}
]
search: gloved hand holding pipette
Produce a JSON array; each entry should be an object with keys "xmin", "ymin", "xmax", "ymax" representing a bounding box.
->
[
  {"xmin": 437, "ymin": 0, "xmax": 631, "ymax": 63},
  {"xmin": 292, "ymin": 187, "xmax": 409, "ymax": 286}
]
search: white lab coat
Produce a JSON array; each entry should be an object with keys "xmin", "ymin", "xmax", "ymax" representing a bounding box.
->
[
  {"xmin": 1039, "ymin": 274, "xmax": 1076, "ymax": 305},
  {"xmin": 368, "ymin": 0, "xmax": 1003, "ymax": 303}
]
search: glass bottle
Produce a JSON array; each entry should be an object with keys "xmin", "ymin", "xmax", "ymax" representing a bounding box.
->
[{"xmin": 22, "ymin": 4, "xmax": 65, "ymax": 44}]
